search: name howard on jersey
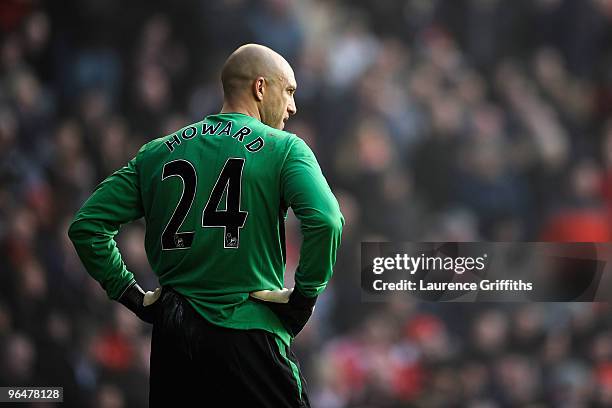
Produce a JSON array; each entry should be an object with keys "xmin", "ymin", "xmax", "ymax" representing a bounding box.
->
[{"xmin": 164, "ymin": 121, "xmax": 265, "ymax": 153}]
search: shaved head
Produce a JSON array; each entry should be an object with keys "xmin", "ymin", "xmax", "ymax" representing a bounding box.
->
[
  {"xmin": 220, "ymin": 44, "xmax": 297, "ymax": 130},
  {"xmin": 222, "ymin": 44, "xmax": 289, "ymax": 97}
]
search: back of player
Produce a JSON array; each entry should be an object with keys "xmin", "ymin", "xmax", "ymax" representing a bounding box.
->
[
  {"xmin": 69, "ymin": 44, "xmax": 343, "ymax": 408},
  {"xmin": 138, "ymin": 112, "xmax": 341, "ymax": 407},
  {"xmin": 139, "ymin": 112, "xmax": 298, "ymax": 344}
]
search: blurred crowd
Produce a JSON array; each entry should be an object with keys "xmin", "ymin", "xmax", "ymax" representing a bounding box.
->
[{"xmin": 2, "ymin": 0, "xmax": 612, "ymax": 406}]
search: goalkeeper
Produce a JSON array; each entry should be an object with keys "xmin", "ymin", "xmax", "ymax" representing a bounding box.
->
[{"xmin": 68, "ymin": 43, "xmax": 343, "ymax": 407}]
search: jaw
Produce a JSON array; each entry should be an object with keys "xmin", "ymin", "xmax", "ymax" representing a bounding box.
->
[
  {"xmin": 268, "ymin": 116, "xmax": 286, "ymax": 130},
  {"xmin": 260, "ymin": 105, "xmax": 286, "ymax": 129},
  {"xmin": 265, "ymin": 119, "xmax": 284, "ymax": 130}
]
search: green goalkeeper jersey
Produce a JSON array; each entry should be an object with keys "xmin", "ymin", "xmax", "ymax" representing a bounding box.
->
[{"xmin": 69, "ymin": 113, "xmax": 344, "ymax": 345}]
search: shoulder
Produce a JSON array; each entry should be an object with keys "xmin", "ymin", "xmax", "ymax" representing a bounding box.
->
[
  {"xmin": 253, "ymin": 121, "xmax": 297, "ymax": 144},
  {"xmin": 257, "ymin": 121, "xmax": 312, "ymax": 149},
  {"xmin": 246, "ymin": 121, "xmax": 311, "ymax": 159}
]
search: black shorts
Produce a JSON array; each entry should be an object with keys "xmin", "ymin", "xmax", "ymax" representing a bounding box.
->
[{"xmin": 149, "ymin": 287, "xmax": 310, "ymax": 408}]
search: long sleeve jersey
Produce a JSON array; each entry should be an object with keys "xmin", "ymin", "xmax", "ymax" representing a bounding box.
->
[{"xmin": 68, "ymin": 113, "xmax": 344, "ymax": 345}]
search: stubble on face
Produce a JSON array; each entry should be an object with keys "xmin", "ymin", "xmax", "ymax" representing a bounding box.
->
[{"xmin": 262, "ymin": 77, "xmax": 286, "ymax": 130}]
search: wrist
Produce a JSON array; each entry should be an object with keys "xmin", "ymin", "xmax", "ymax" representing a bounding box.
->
[
  {"xmin": 289, "ymin": 287, "xmax": 317, "ymax": 309},
  {"xmin": 118, "ymin": 282, "xmax": 145, "ymax": 311}
]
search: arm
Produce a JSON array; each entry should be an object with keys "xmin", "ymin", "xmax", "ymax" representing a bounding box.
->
[
  {"xmin": 281, "ymin": 137, "xmax": 344, "ymax": 298},
  {"xmin": 250, "ymin": 137, "xmax": 343, "ymax": 336},
  {"xmin": 68, "ymin": 150, "xmax": 159, "ymax": 322}
]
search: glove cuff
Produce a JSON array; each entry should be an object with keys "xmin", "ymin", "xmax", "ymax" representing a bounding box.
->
[
  {"xmin": 118, "ymin": 281, "xmax": 145, "ymax": 312},
  {"xmin": 289, "ymin": 288, "xmax": 317, "ymax": 309}
]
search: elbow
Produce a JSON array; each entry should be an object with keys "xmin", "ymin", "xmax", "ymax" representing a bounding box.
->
[
  {"xmin": 315, "ymin": 209, "xmax": 344, "ymax": 235},
  {"xmin": 329, "ymin": 211, "xmax": 344, "ymax": 235},
  {"xmin": 68, "ymin": 218, "xmax": 85, "ymax": 243}
]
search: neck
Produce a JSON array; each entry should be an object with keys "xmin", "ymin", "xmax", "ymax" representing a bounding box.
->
[{"xmin": 220, "ymin": 101, "xmax": 261, "ymax": 122}]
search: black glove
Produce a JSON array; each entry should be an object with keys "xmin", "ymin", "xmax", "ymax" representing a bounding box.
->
[
  {"xmin": 252, "ymin": 288, "xmax": 317, "ymax": 337},
  {"xmin": 117, "ymin": 282, "xmax": 161, "ymax": 324}
]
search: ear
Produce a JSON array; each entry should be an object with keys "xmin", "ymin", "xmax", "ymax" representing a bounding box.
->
[{"xmin": 253, "ymin": 77, "xmax": 265, "ymax": 102}]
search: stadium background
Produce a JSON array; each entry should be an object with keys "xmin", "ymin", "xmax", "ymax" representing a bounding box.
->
[{"xmin": 2, "ymin": 0, "xmax": 612, "ymax": 406}]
